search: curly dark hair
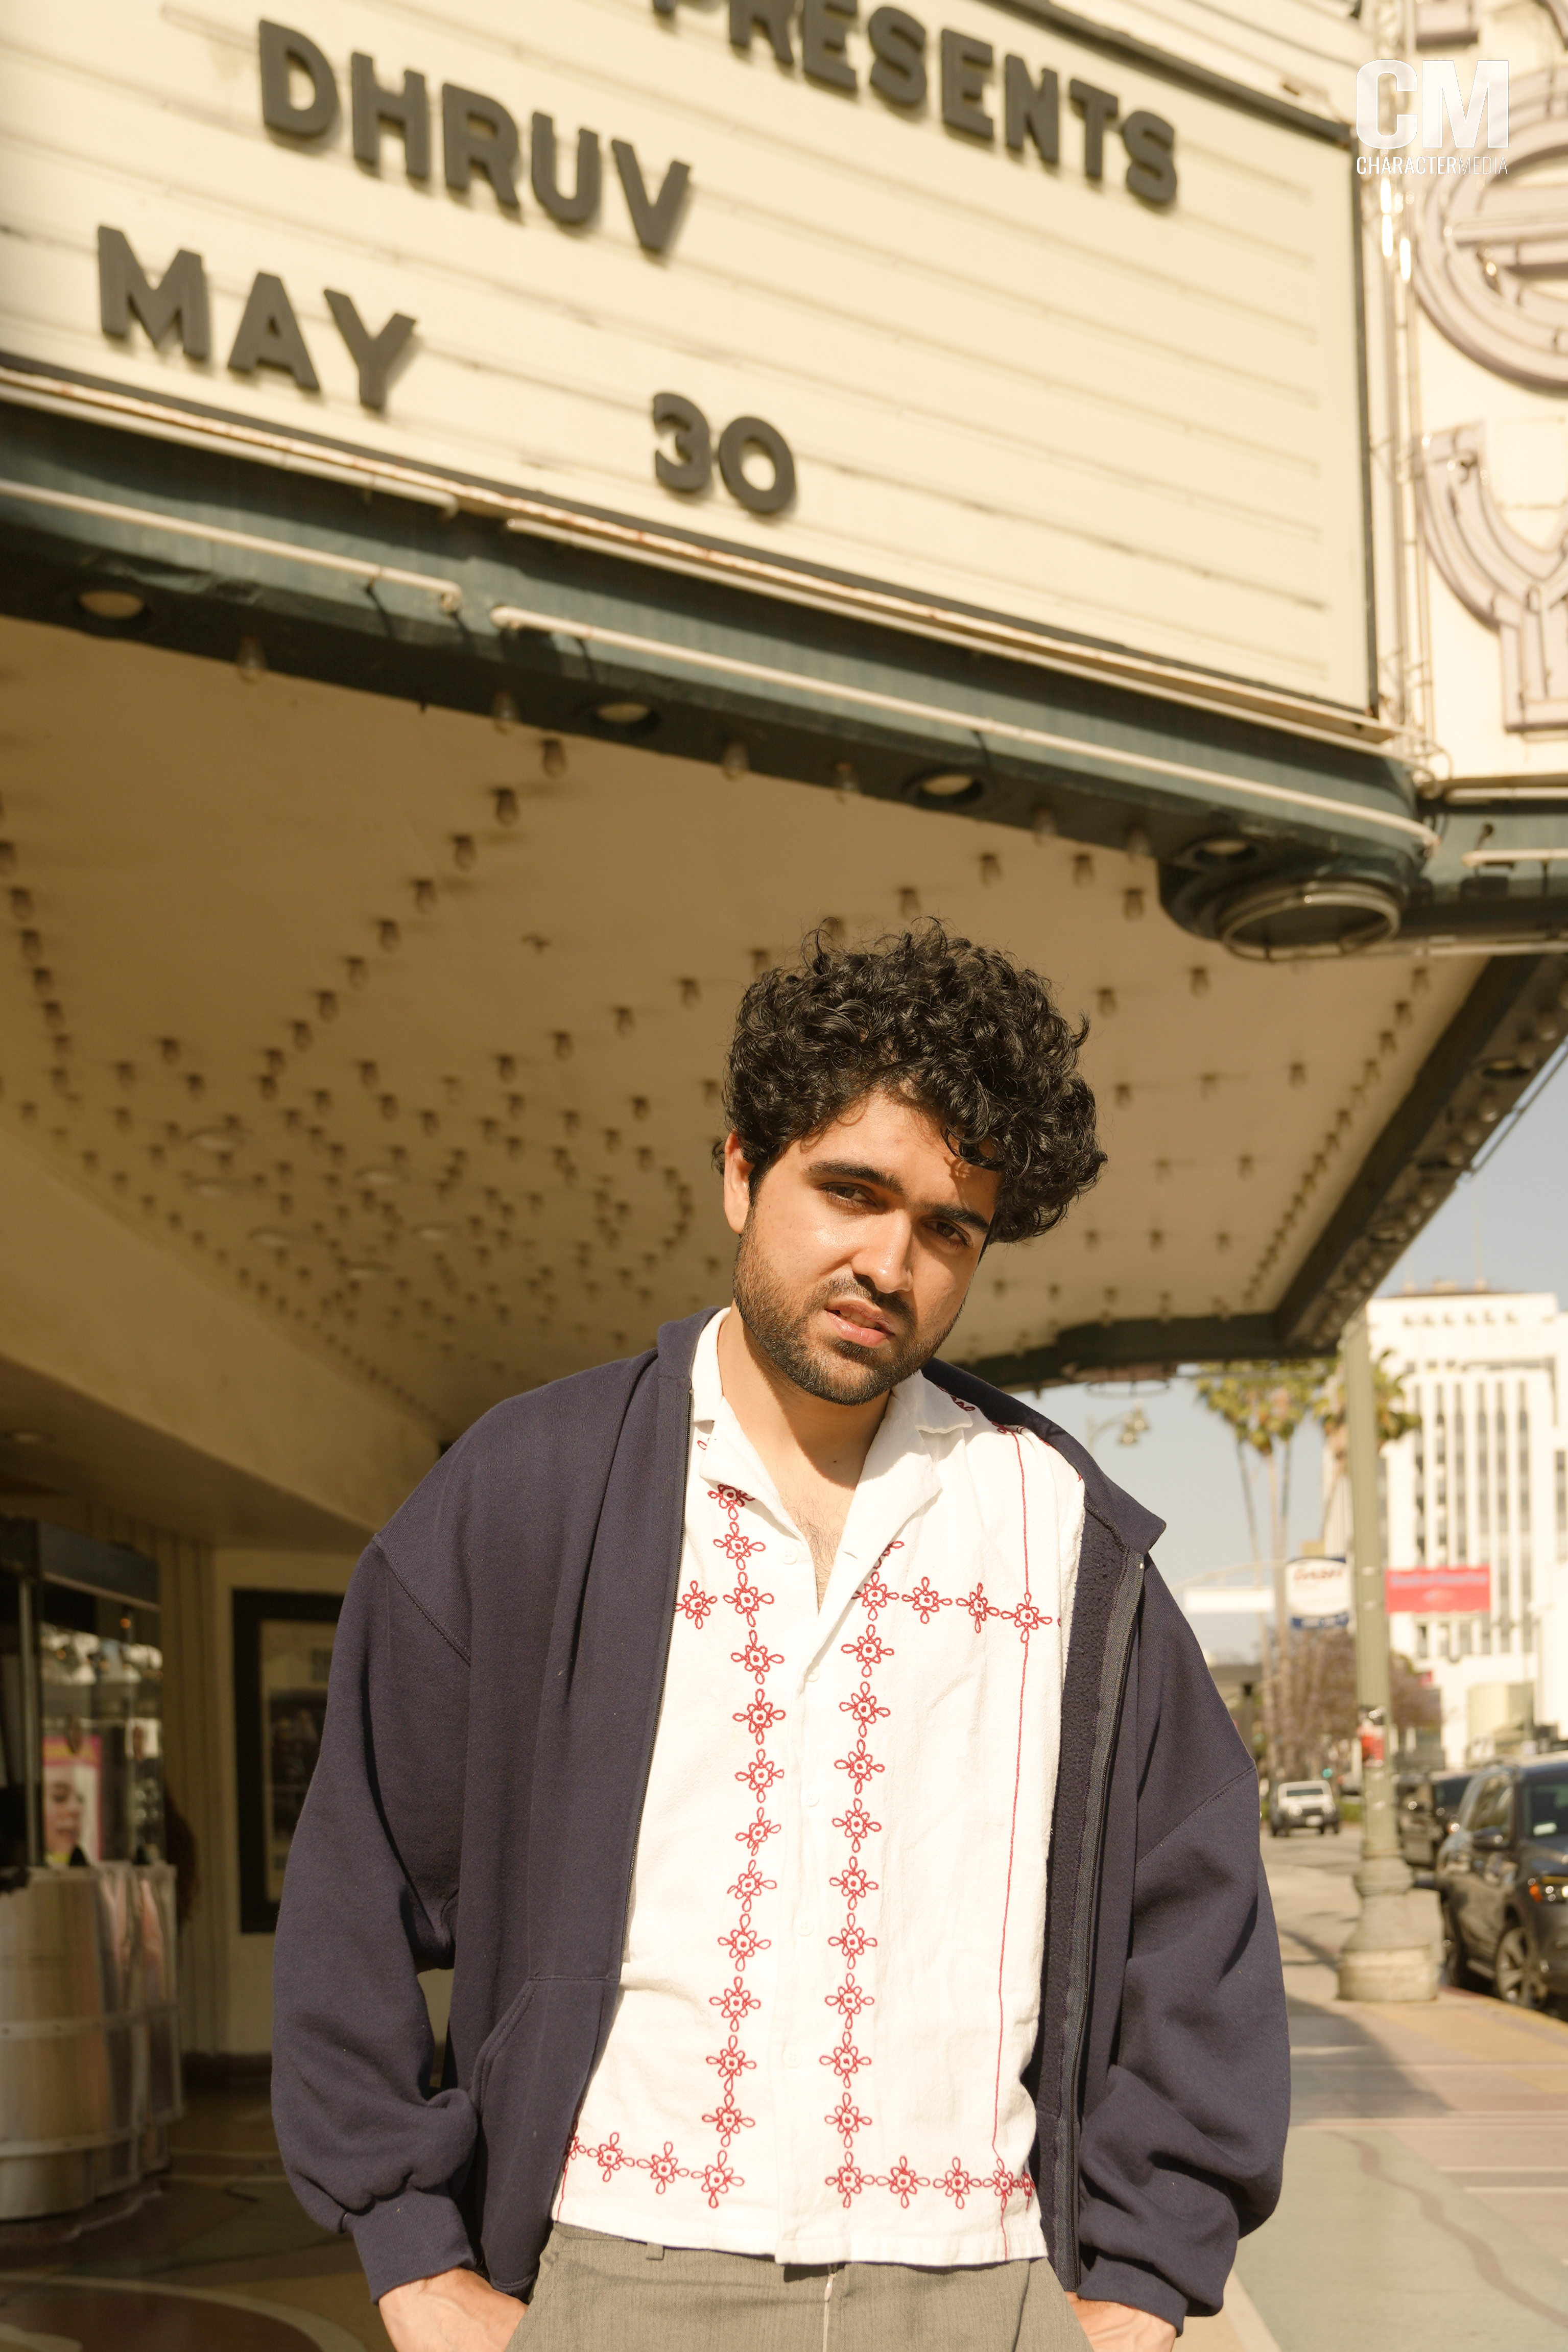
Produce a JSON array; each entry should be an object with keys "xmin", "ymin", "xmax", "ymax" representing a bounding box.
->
[{"xmin": 716, "ymin": 922, "xmax": 1104, "ymax": 1245}]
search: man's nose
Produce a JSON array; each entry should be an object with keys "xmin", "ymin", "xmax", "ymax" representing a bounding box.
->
[{"xmin": 850, "ymin": 1213, "xmax": 916, "ymax": 1297}]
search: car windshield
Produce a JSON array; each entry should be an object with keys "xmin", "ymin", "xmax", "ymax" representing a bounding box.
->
[
  {"xmin": 1524, "ymin": 1780, "xmax": 1568, "ymax": 1845},
  {"xmin": 1282, "ymin": 1784, "xmax": 1327, "ymax": 1799},
  {"xmin": 1434, "ymin": 1775, "xmax": 1471, "ymax": 1813}
]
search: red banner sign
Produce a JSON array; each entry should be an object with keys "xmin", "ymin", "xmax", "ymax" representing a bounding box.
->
[{"xmin": 1385, "ymin": 1566, "xmax": 1492, "ymax": 1614}]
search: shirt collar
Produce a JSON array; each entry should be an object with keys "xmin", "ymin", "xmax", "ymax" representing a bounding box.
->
[{"xmin": 688, "ymin": 1311, "xmax": 975, "ymax": 1570}]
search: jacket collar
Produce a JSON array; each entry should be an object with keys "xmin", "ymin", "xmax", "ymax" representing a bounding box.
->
[{"xmin": 655, "ymin": 1308, "xmax": 1165, "ymax": 1562}]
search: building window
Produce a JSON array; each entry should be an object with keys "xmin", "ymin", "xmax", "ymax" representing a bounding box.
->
[
  {"xmin": 1519, "ymin": 1392, "xmax": 1531, "ymax": 1538},
  {"xmin": 1477, "ymin": 1403, "xmax": 1490, "ymax": 1538},
  {"xmin": 1414, "ymin": 1410, "xmax": 1427, "ymax": 1561},
  {"xmin": 1480, "ymin": 1619, "xmax": 1492, "ymax": 1656},
  {"xmin": 1416, "ymin": 1620, "xmax": 1429, "ymax": 1660},
  {"xmin": 1458, "ymin": 1618, "xmax": 1474, "ymax": 1657},
  {"xmin": 1557, "ymin": 1448, "xmax": 1566, "ymax": 1562},
  {"xmin": 1435, "ymin": 1389, "xmax": 1448, "ymax": 1562},
  {"xmin": 1524, "ymin": 1611, "xmax": 1534, "ymax": 1655},
  {"xmin": 1454, "ymin": 1395, "xmax": 1467, "ymax": 1561}
]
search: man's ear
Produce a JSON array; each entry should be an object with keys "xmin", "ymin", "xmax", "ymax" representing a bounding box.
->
[{"xmin": 721, "ymin": 1131, "xmax": 755, "ymax": 1240}]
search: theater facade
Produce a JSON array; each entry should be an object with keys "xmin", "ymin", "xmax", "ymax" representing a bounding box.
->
[{"xmin": 0, "ymin": 0, "xmax": 1563, "ymax": 2066}]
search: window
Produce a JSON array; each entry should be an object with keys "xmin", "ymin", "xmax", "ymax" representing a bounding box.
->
[
  {"xmin": 1435, "ymin": 1390, "xmax": 1449, "ymax": 1561},
  {"xmin": 1480, "ymin": 1619, "xmax": 1493, "ymax": 1656},
  {"xmin": 1525, "ymin": 1781, "xmax": 1568, "ymax": 1843},
  {"xmin": 1477, "ymin": 1404, "xmax": 1490, "ymax": 1538},
  {"xmin": 1416, "ymin": 1620, "xmax": 1429, "ymax": 1660},
  {"xmin": 1467, "ymin": 1774, "xmax": 1513, "ymax": 1836},
  {"xmin": 1454, "ymin": 1396, "xmax": 1467, "ymax": 1561},
  {"xmin": 1458, "ymin": 1618, "xmax": 1473, "ymax": 1657},
  {"xmin": 1556, "ymin": 1449, "xmax": 1565, "ymax": 1562},
  {"xmin": 1414, "ymin": 1407, "xmax": 1428, "ymax": 1562},
  {"xmin": 1519, "ymin": 1390, "xmax": 1532, "ymax": 1536}
]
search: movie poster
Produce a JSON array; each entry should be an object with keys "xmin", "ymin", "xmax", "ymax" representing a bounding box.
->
[{"xmin": 259, "ymin": 1620, "xmax": 336, "ymax": 1904}]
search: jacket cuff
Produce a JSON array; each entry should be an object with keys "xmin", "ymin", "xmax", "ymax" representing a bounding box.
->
[
  {"xmin": 1075, "ymin": 2254, "xmax": 1188, "ymax": 2333},
  {"xmin": 349, "ymin": 2185, "xmax": 477, "ymax": 2302}
]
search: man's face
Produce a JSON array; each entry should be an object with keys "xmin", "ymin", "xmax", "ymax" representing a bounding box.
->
[{"xmin": 722, "ymin": 1089, "xmax": 999, "ymax": 1406}]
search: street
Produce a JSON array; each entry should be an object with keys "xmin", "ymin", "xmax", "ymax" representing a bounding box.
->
[{"xmin": 1188, "ymin": 1828, "xmax": 1568, "ymax": 2352}]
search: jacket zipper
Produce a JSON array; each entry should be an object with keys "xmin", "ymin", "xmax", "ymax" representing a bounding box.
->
[{"xmin": 1052, "ymin": 1541, "xmax": 1146, "ymax": 2283}]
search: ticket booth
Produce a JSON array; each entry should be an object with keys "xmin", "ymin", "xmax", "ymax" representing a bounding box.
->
[{"xmin": 0, "ymin": 1522, "xmax": 181, "ymax": 2221}]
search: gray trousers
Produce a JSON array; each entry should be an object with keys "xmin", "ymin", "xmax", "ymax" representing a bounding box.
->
[{"xmin": 512, "ymin": 2221, "xmax": 1094, "ymax": 2351}]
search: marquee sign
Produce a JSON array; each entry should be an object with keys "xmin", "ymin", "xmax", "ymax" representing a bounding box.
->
[{"xmin": 0, "ymin": 1, "xmax": 1370, "ymax": 705}]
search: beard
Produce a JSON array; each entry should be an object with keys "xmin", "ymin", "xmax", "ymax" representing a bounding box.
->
[{"xmin": 731, "ymin": 1218, "xmax": 962, "ymax": 1406}]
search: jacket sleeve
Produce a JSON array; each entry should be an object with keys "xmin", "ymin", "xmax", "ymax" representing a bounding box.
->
[
  {"xmin": 1074, "ymin": 1571, "xmax": 1289, "ymax": 2329},
  {"xmin": 271, "ymin": 1539, "xmax": 477, "ymax": 2301}
]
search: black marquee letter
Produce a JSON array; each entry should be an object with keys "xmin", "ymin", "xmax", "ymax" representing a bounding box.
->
[
  {"xmin": 1069, "ymin": 78, "xmax": 1119, "ymax": 180},
  {"xmin": 98, "ymin": 227, "xmax": 209, "ymax": 360},
  {"xmin": 1122, "ymin": 110, "xmax": 1176, "ymax": 206},
  {"xmin": 228, "ymin": 272, "xmax": 320, "ymax": 389},
  {"xmin": 259, "ymin": 21, "xmax": 339, "ymax": 139},
  {"xmin": 868, "ymin": 8, "xmax": 926, "ymax": 107},
  {"xmin": 729, "ymin": 0, "xmax": 794, "ymax": 67},
  {"xmin": 803, "ymin": 0, "xmax": 858, "ymax": 91},
  {"xmin": 325, "ymin": 292, "xmax": 416, "ymax": 408},
  {"xmin": 1004, "ymin": 57, "xmax": 1058, "ymax": 164},
  {"xmin": 940, "ymin": 31, "xmax": 993, "ymax": 141},
  {"xmin": 531, "ymin": 114, "xmax": 602, "ymax": 225},
  {"xmin": 442, "ymin": 85, "xmax": 522, "ymax": 210},
  {"xmin": 613, "ymin": 142, "xmax": 692, "ymax": 253},
  {"xmin": 351, "ymin": 55, "xmax": 430, "ymax": 179}
]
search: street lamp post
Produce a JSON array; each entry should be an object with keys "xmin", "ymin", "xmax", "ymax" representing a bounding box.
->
[{"xmin": 1337, "ymin": 1305, "xmax": 1437, "ymax": 2002}]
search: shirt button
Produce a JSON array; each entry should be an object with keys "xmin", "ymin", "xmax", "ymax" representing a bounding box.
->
[
  {"xmin": 797, "ymin": 1916, "xmax": 816, "ymax": 1938},
  {"xmin": 804, "ymin": 1787, "xmax": 821, "ymax": 1808},
  {"xmin": 782, "ymin": 2047, "xmax": 803, "ymax": 2070}
]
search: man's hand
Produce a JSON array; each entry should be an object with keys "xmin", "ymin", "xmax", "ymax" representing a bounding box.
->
[
  {"xmin": 1065, "ymin": 2292, "xmax": 1178, "ymax": 2352},
  {"xmin": 379, "ymin": 2266, "xmax": 525, "ymax": 2352}
]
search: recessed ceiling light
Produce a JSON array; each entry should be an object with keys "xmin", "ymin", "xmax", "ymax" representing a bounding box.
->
[
  {"xmin": 355, "ymin": 1166, "xmax": 400, "ymax": 1187},
  {"xmin": 190, "ymin": 1123, "xmax": 250, "ymax": 1154},
  {"xmin": 78, "ymin": 587, "xmax": 146, "ymax": 622},
  {"xmin": 249, "ymin": 1227, "xmax": 298, "ymax": 1251},
  {"xmin": 2, "ymin": 1429, "xmax": 50, "ymax": 1445},
  {"xmin": 345, "ymin": 1261, "xmax": 388, "ymax": 1279},
  {"xmin": 414, "ymin": 1223, "xmax": 455, "ymax": 1242},
  {"xmin": 906, "ymin": 770, "xmax": 986, "ymax": 810},
  {"xmin": 191, "ymin": 1177, "xmax": 247, "ymax": 1198},
  {"xmin": 596, "ymin": 700, "xmax": 653, "ymax": 726}
]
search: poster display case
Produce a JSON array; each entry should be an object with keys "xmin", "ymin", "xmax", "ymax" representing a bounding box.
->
[{"xmin": 0, "ymin": 1521, "xmax": 182, "ymax": 2221}]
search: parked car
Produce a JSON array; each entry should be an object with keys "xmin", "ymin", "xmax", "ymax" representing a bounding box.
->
[
  {"xmin": 1436, "ymin": 1756, "xmax": 1568, "ymax": 2008},
  {"xmin": 1397, "ymin": 1768, "xmax": 1476, "ymax": 1871},
  {"xmin": 1268, "ymin": 1779, "xmax": 1340, "ymax": 1836}
]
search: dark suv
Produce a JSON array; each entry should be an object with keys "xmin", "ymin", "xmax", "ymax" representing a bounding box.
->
[
  {"xmin": 1397, "ymin": 1768, "xmax": 1475, "ymax": 1871},
  {"xmin": 1435, "ymin": 1757, "xmax": 1568, "ymax": 2008}
]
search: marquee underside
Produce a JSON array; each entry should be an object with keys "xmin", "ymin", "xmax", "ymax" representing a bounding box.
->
[{"xmin": 0, "ymin": 601, "xmax": 1561, "ymax": 1458}]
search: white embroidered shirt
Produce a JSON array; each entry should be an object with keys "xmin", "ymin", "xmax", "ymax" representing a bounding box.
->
[{"xmin": 554, "ymin": 1310, "xmax": 1084, "ymax": 2266}]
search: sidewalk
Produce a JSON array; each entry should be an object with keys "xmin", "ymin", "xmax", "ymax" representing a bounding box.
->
[
  {"xmin": 1189, "ymin": 1829, "xmax": 1568, "ymax": 2352},
  {"xmin": 4, "ymin": 1834, "xmax": 1565, "ymax": 2347}
]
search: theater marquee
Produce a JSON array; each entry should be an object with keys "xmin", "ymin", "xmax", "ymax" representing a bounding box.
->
[{"xmin": 0, "ymin": 0, "xmax": 1369, "ymax": 708}]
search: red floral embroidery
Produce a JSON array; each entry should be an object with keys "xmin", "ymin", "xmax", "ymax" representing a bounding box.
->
[
  {"xmin": 563, "ymin": 1483, "xmax": 782, "ymax": 2213},
  {"xmin": 819, "ymin": 1504, "xmax": 1037, "ymax": 2224}
]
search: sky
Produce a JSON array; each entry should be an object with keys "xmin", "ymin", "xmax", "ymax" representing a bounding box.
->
[{"xmin": 1031, "ymin": 1042, "xmax": 1568, "ymax": 1662}]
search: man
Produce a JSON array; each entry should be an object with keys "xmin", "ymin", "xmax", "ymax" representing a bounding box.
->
[{"xmin": 274, "ymin": 923, "xmax": 1289, "ymax": 2352}]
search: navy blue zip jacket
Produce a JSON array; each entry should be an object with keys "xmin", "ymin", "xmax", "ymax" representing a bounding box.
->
[{"xmin": 272, "ymin": 1312, "xmax": 1288, "ymax": 2330}]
